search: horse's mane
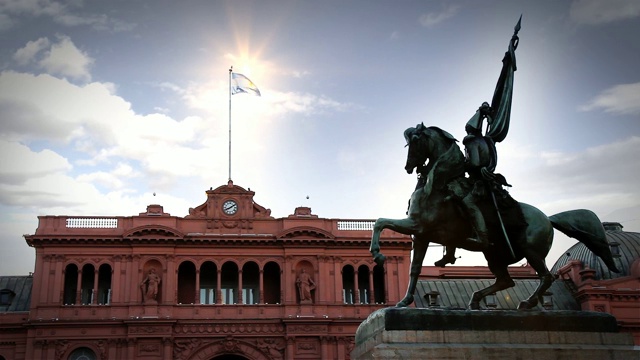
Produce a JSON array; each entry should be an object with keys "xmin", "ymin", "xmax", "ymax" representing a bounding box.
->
[{"xmin": 426, "ymin": 126, "xmax": 459, "ymax": 144}]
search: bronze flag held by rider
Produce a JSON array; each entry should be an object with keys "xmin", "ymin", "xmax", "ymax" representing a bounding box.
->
[{"xmin": 370, "ymin": 17, "xmax": 620, "ymax": 311}]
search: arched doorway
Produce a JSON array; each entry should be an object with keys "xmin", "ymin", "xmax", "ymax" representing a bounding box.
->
[{"xmin": 210, "ymin": 355, "xmax": 250, "ymax": 360}]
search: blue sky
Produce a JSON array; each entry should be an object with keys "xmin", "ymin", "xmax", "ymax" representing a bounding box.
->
[{"xmin": 0, "ymin": 0, "xmax": 639, "ymax": 275}]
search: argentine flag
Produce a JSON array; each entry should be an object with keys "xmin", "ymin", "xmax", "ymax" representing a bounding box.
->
[{"xmin": 231, "ymin": 73, "xmax": 261, "ymax": 96}]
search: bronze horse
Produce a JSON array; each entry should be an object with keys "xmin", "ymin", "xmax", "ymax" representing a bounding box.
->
[{"xmin": 369, "ymin": 124, "xmax": 619, "ymax": 310}]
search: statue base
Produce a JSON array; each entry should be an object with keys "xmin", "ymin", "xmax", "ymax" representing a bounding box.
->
[{"xmin": 351, "ymin": 308, "xmax": 638, "ymax": 359}]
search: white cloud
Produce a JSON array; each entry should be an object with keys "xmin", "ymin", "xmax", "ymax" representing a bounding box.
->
[
  {"xmin": 0, "ymin": 140, "xmax": 71, "ymax": 184},
  {"xmin": 579, "ymin": 82, "xmax": 640, "ymax": 115},
  {"xmin": 38, "ymin": 35, "xmax": 94, "ymax": 82},
  {"xmin": 506, "ymin": 136, "xmax": 640, "ymax": 218},
  {"xmin": 570, "ymin": 0, "xmax": 640, "ymax": 25},
  {"xmin": 419, "ymin": 4, "xmax": 460, "ymax": 28},
  {"xmin": 13, "ymin": 37, "xmax": 50, "ymax": 65}
]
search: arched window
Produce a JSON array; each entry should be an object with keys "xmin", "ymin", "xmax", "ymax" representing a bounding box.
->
[
  {"xmin": 97, "ymin": 264, "xmax": 112, "ymax": 305},
  {"xmin": 242, "ymin": 262, "xmax": 259, "ymax": 304},
  {"xmin": 68, "ymin": 347, "xmax": 97, "ymax": 360},
  {"xmin": 177, "ymin": 261, "xmax": 196, "ymax": 304},
  {"xmin": 373, "ymin": 264, "xmax": 386, "ymax": 304},
  {"xmin": 263, "ymin": 262, "xmax": 281, "ymax": 304},
  {"xmin": 81, "ymin": 264, "xmax": 95, "ymax": 305},
  {"xmin": 199, "ymin": 261, "xmax": 217, "ymax": 304},
  {"xmin": 342, "ymin": 265, "xmax": 355, "ymax": 304},
  {"xmin": 221, "ymin": 262, "xmax": 239, "ymax": 304},
  {"xmin": 63, "ymin": 264, "xmax": 78, "ymax": 305},
  {"xmin": 358, "ymin": 265, "xmax": 371, "ymax": 304}
]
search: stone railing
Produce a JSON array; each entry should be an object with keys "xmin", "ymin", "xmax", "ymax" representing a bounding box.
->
[
  {"xmin": 337, "ymin": 220, "xmax": 375, "ymax": 231},
  {"xmin": 66, "ymin": 218, "xmax": 119, "ymax": 228}
]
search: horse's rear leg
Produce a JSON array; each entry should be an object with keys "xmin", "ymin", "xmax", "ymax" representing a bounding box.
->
[
  {"xmin": 397, "ymin": 237, "xmax": 429, "ymax": 307},
  {"xmin": 517, "ymin": 256, "xmax": 554, "ymax": 310},
  {"xmin": 468, "ymin": 264, "xmax": 515, "ymax": 310}
]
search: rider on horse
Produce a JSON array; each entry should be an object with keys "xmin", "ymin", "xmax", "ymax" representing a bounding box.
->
[{"xmin": 461, "ymin": 101, "xmax": 502, "ymax": 249}]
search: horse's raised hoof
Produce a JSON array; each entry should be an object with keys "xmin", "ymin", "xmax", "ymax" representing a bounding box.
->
[
  {"xmin": 517, "ymin": 299, "xmax": 536, "ymax": 310},
  {"xmin": 468, "ymin": 301, "xmax": 480, "ymax": 310},
  {"xmin": 395, "ymin": 296, "xmax": 414, "ymax": 308},
  {"xmin": 373, "ymin": 253, "xmax": 386, "ymax": 266}
]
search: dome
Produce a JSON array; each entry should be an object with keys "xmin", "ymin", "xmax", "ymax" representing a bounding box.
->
[{"xmin": 551, "ymin": 222, "xmax": 640, "ymax": 280}]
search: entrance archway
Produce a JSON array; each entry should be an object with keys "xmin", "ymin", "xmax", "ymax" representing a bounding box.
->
[{"xmin": 186, "ymin": 339, "xmax": 271, "ymax": 360}]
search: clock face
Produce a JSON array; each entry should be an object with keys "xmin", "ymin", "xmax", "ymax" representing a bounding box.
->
[{"xmin": 222, "ymin": 200, "xmax": 238, "ymax": 215}]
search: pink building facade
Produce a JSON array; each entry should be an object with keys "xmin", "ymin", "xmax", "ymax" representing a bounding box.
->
[{"xmin": 1, "ymin": 181, "xmax": 412, "ymax": 360}]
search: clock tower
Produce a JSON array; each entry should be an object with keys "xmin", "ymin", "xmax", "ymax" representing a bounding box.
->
[{"xmin": 186, "ymin": 180, "xmax": 273, "ymax": 228}]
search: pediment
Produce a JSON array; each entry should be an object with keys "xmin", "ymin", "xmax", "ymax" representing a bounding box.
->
[
  {"xmin": 124, "ymin": 225, "xmax": 183, "ymax": 238},
  {"xmin": 277, "ymin": 226, "xmax": 335, "ymax": 240}
]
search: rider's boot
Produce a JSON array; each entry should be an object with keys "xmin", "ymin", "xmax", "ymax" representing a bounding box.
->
[
  {"xmin": 465, "ymin": 230, "xmax": 489, "ymax": 250},
  {"xmin": 461, "ymin": 195, "xmax": 490, "ymax": 250}
]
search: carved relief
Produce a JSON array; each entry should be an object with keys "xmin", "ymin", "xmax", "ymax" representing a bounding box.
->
[
  {"xmin": 54, "ymin": 340, "xmax": 69, "ymax": 360},
  {"xmin": 257, "ymin": 338, "xmax": 285, "ymax": 359},
  {"xmin": 223, "ymin": 336, "xmax": 239, "ymax": 352},
  {"xmin": 296, "ymin": 340, "xmax": 318, "ymax": 354},
  {"xmin": 287, "ymin": 325, "xmax": 326, "ymax": 333},
  {"xmin": 173, "ymin": 338, "xmax": 202, "ymax": 360},
  {"xmin": 138, "ymin": 342, "xmax": 161, "ymax": 356},
  {"xmin": 129, "ymin": 326, "xmax": 168, "ymax": 334}
]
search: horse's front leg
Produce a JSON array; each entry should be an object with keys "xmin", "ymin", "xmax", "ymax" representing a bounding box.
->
[
  {"xmin": 370, "ymin": 217, "xmax": 421, "ymax": 266},
  {"xmin": 397, "ymin": 236, "xmax": 429, "ymax": 307}
]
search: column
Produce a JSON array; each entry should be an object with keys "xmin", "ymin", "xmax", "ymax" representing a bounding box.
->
[
  {"xmin": 285, "ymin": 336, "xmax": 295, "ymax": 360},
  {"xmin": 195, "ymin": 269, "xmax": 201, "ymax": 304},
  {"xmin": 353, "ymin": 270, "xmax": 360, "ymax": 304},
  {"xmin": 39, "ymin": 256, "xmax": 51, "ymax": 304},
  {"xmin": 333, "ymin": 257, "xmax": 341, "ymax": 304},
  {"xmin": 238, "ymin": 269, "xmax": 243, "ymax": 304},
  {"xmin": 216, "ymin": 269, "xmax": 222, "ymax": 304},
  {"xmin": 92, "ymin": 269, "xmax": 99, "ymax": 304},
  {"xmin": 163, "ymin": 337, "xmax": 172, "ymax": 359},
  {"xmin": 259, "ymin": 269, "xmax": 264, "ymax": 304},
  {"xmin": 76, "ymin": 270, "xmax": 83, "ymax": 304},
  {"xmin": 321, "ymin": 336, "xmax": 329, "ymax": 359},
  {"xmin": 127, "ymin": 338, "xmax": 136, "ymax": 359},
  {"xmin": 53, "ymin": 256, "xmax": 64, "ymax": 304},
  {"xmin": 369, "ymin": 268, "xmax": 375, "ymax": 304}
]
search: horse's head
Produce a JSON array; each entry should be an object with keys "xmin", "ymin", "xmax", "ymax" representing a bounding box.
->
[
  {"xmin": 404, "ymin": 124, "xmax": 458, "ymax": 174},
  {"xmin": 404, "ymin": 123, "xmax": 429, "ymax": 174}
]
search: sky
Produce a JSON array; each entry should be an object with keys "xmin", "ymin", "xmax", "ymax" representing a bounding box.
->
[{"xmin": 0, "ymin": 0, "xmax": 639, "ymax": 275}]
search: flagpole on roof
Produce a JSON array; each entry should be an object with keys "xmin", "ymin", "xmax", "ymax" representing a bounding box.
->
[{"xmin": 228, "ymin": 66, "xmax": 232, "ymax": 182}]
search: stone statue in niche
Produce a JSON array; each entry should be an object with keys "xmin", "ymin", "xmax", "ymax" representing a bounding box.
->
[
  {"xmin": 296, "ymin": 269, "xmax": 315, "ymax": 303},
  {"xmin": 140, "ymin": 268, "xmax": 161, "ymax": 304}
]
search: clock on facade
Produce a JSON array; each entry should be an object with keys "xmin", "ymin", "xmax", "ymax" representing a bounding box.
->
[{"xmin": 222, "ymin": 200, "xmax": 238, "ymax": 215}]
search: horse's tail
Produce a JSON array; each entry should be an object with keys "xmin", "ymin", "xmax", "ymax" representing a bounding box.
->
[{"xmin": 549, "ymin": 209, "xmax": 620, "ymax": 273}]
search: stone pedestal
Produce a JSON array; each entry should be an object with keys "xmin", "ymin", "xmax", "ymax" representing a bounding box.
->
[{"xmin": 352, "ymin": 308, "xmax": 638, "ymax": 359}]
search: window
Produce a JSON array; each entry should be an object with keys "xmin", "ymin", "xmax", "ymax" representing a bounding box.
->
[
  {"xmin": 199, "ymin": 261, "xmax": 217, "ymax": 304},
  {"xmin": 242, "ymin": 262, "xmax": 259, "ymax": 304},
  {"xmin": 221, "ymin": 262, "xmax": 239, "ymax": 304},
  {"xmin": 178, "ymin": 262, "xmax": 196, "ymax": 304},
  {"xmin": 81, "ymin": 264, "xmax": 95, "ymax": 305},
  {"xmin": 342, "ymin": 265, "xmax": 355, "ymax": 304},
  {"xmin": 68, "ymin": 347, "xmax": 97, "ymax": 360},
  {"xmin": 97, "ymin": 264, "xmax": 112, "ymax": 305},
  {"xmin": 63, "ymin": 264, "xmax": 78, "ymax": 305},
  {"xmin": 263, "ymin": 262, "xmax": 281, "ymax": 304}
]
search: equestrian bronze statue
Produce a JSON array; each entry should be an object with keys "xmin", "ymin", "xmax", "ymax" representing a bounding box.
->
[{"xmin": 369, "ymin": 17, "xmax": 620, "ymax": 310}]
